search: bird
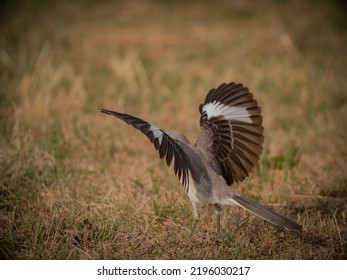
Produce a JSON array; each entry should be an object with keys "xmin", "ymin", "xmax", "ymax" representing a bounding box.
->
[{"xmin": 101, "ymin": 82, "xmax": 302, "ymax": 233}]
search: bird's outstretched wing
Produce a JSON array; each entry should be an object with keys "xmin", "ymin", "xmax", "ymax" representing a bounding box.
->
[
  {"xmin": 196, "ymin": 82, "xmax": 264, "ymax": 185},
  {"xmin": 101, "ymin": 109, "xmax": 190, "ymax": 191}
]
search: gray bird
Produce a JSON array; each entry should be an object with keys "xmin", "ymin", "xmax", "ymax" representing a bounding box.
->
[{"xmin": 101, "ymin": 82, "xmax": 301, "ymax": 233}]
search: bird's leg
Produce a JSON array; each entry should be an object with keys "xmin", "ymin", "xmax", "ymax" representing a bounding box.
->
[
  {"xmin": 190, "ymin": 202, "xmax": 200, "ymax": 237},
  {"xmin": 191, "ymin": 219, "xmax": 198, "ymax": 236},
  {"xmin": 213, "ymin": 204, "xmax": 222, "ymax": 234}
]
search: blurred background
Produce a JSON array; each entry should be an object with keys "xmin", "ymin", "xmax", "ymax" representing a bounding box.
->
[{"xmin": 0, "ymin": 0, "xmax": 346, "ymax": 259}]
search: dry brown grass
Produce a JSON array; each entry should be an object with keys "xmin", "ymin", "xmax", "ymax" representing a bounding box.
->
[{"xmin": 0, "ymin": 0, "xmax": 346, "ymax": 259}]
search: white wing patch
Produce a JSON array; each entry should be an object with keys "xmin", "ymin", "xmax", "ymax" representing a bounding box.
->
[
  {"xmin": 150, "ymin": 125, "xmax": 163, "ymax": 145},
  {"xmin": 203, "ymin": 101, "xmax": 253, "ymax": 123}
]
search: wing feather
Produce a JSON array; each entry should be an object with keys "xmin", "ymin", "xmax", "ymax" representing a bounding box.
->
[
  {"xmin": 101, "ymin": 109, "xmax": 190, "ymax": 191},
  {"xmin": 196, "ymin": 82, "xmax": 264, "ymax": 184}
]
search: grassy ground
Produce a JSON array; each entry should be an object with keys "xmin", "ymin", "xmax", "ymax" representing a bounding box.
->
[{"xmin": 1, "ymin": 0, "xmax": 346, "ymax": 259}]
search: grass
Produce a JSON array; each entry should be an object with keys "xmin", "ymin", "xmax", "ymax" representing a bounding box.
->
[{"xmin": 0, "ymin": 0, "xmax": 346, "ymax": 259}]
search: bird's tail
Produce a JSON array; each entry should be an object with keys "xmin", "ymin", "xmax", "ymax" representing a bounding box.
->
[{"xmin": 232, "ymin": 193, "xmax": 302, "ymax": 231}]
